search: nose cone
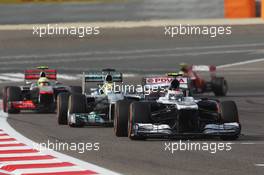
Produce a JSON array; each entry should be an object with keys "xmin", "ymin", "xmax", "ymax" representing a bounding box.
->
[{"xmin": 39, "ymin": 86, "xmax": 54, "ymax": 95}]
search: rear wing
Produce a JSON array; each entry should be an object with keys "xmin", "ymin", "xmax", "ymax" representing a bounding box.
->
[
  {"xmin": 191, "ymin": 65, "xmax": 216, "ymax": 72},
  {"xmin": 189, "ymin": 65, "xmax": 217, "ymax": 79},
  {"xmin": 24, "ymin": 69, "xmax": 57, "ymax": 80},
  {"xmin": 82, "ymin": 70, "xmax": 123, "ymax": 93},
  {"xmin": 83, "ymin": 71, "xmax": 123, "ymax": 83},
  {"xmin": 143, "ymin": 76, "xmax": 190, "ymax": 89}
]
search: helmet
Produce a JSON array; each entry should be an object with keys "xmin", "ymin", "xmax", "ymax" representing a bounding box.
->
[
  {"xmin": 40, "ymin": 71, "xmax": 46, "ymax": 78},
  {"xmin": 38, "ymin": 77, "xmax": 49, "ymax": 86},
  {"xmin": 105, "ymin": 74, "xmax": 113, "ymax": 83},
  {"xmin": 168, "ymin": 79, "xmax": 183, "ymax": 100},
  {"xmin": 180, "ymin": 63, "xmax": 189, "ymax": 73},
  {"xmin": 170, "ymin": 79, "xmax": 180, "ymax": 90}
]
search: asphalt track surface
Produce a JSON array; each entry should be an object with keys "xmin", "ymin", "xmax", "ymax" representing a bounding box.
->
[{"xmin": 1, "ymin": 24, "xmax": 264, "ymax": 175}]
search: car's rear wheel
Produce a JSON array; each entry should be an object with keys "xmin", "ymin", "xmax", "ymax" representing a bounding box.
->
[
  {"xmin": 68, "ymin": 94, "xmax": 87, "ymax": 127},
  {"xmin": 6, "ymin": 87, "xmax": 22, "ymax": 114},
  {"xmin": 220, "ymin": 101, "xmax": 240, "ymax": 140},
  {"xmin": 114, "ymin": 99, "xmax": 133, "ymax": 137},
  {"xmin": 129, "ymin": 102, "xmax": 151, "ymax": 140},
  {"xmin": 2, "ymin": 86, "xmax": 11, "ymax": 112},
  {"xmin": 212, "ymin": 77, "xmax": 228, "ymax": 96},
  {"xmin": 57, "ymin": 92, "xmax": 70, "ymax": 125}
]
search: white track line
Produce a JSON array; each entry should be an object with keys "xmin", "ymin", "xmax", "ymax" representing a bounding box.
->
[
  {"xmin": 0, "ymin": 153, "xmax": 47, "ymax": 158},
  {"xmin": 0, "ymin": 43, "xmax": 264, "ymax": 60},
  {"xmin": 0, "ymin": 18, "xmax": 264, "ymax": 30},
  {"xmin": 0, "ymin": 73, "xmax": 79, "ymax": 83},
  {"xmin": 57, "ymin": 74, "xmax": 79, "ymax": 80},
  {"xmin": 217, "ymin": 58, "xmax": 264, "ymax": 69},
  {"xmin": 0, "ymin": 46, "xmax": 263, "ymax": 83},
  {"xmin": 0, "ymin": 146, "xmax": 32, "ymax": 150},
  {"xmin": 0, "ymin": 159, "xmax": 62, "ymax": 166},
  {"xmin": 0, "ymin": 136, "xmax": 14, "ymax": 139},
  {"xmin": 12, "ymin": 166, "xmax": 88, "ymax": 174},
  {"xmin": 255, "ymin": 164, "xmax": 264, "ymax": 167},
  {"xmin": 0, "ymin": 141, "xmax": 21, "ymax": 145}
]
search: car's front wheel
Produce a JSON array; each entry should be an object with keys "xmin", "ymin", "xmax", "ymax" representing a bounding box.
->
[
  {"xmin": 220, "ymin": 101, "xmax": 240, "ymax": 140},
  {"xmin": 68, "ymin": 94, "xmax": 87, "ymax": 127},
  {"xmin": 57, "ymin": 92, "xmax": 70, "ymax": 125},
  {"xmin": 129, "ymin": 102, "xmax": 151, "ymax": 140}
]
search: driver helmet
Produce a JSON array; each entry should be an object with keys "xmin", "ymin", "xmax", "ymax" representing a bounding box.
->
[
  {"xmin": 179, "ymin": 63, "xmax": 189, "ymax": 73},
  {"xmin": 169, "ymin": 79, "xmax": 180, "ymax": 90},
  {"xmin": 105, "ymin": 74, "xmax": 113, "ymax": 83},
  {"xmin": 39, "ymin": 71, "xmax": 46, "ymax": 78},
  {"xmin": 168, "ymin": 79, "xmax": 183, "ymax": 100},
  {"xmin": 38, "ymin": 77, "xmax": 50, "ymax": 86}
]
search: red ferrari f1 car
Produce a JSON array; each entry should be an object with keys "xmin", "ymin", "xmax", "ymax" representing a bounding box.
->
[{"xmin": 159, "ymin": 65, "xmax": 228, "ymax": 96}]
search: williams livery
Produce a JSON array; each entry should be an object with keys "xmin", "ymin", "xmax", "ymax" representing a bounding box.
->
[
  {"xmin": 114, "ymin": 75, "xmax": 241, "ymax": 140},
  {"xmin": 2, "ymin": 66, "xmax": 82, "ymax": 113}
]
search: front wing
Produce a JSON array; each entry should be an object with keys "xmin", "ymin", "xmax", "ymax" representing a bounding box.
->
[
  {"xmin": 68, "ymin": 112, "xmax": 113, "ymax": 126},
  {"xmin": 131, "ymin": 122, "xmax": 241, "ymax": 139}
]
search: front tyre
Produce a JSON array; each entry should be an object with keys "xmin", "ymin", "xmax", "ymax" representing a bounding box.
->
[
  {"xmin": 220, "ymin": 101, "xmax": 240, "ymax": 140},
  {"xmin": 68, "ymin": 94, "xmax": 87, "ymax": 127},
  {"xmin": 57, "ymin": 92, "xmax": 70, "ymax": 125},
  {"xmin": 2, "ymin": 86, "xmax": 11, "ymax": 112},
  {"xmin": 129, "ymin": 102, "xmax": 151, "ymax": 140},
  {"xmin": 6, "ymin": 87, "xmax": 22, "ymax": 114},
  {"xmin": 114, "ymin": 100, "xmax": 133, "ymax": 137}
]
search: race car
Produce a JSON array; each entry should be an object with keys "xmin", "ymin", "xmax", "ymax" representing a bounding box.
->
[
  {"xmin": 56, "ymin": 69, "xmax": 141, "ymax": 127},
  {"xmin": 114, "ymin": 75, "xmax": 241, "ymax": 140},
  {"xmin": 2, "ymin": 66, "xmax": 82, "ymax": 113},
  {"xmin": 166, "ymin": 64, "xmax": 228, "ymax": 96}
]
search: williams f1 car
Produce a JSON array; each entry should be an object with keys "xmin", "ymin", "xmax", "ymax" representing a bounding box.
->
[
  {"xmin": 2, "ymin": 66, "xmax": 82, "ymax": 113},
  {"xmin": 57, "ymin": 69, "xmax": 141, "ymax": 127},
  {"xmin": 114, "ymin": 75, "xmax": 241, "ymax": 140}
]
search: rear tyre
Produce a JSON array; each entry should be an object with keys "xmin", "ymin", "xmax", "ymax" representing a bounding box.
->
[
  {"xmin": 129, "ymin": 102, "xmax": 151, "ymax": 140},
  {"xmin": 69, "ymin": 86, "xmax": 82, "ymax": 94},
  {"xmin": 57, "ymin": 92, "xmax": 70, "ymax": 125},
  {"xmin": 220, "ymin": 101, "xmax": 240, "ymax": 140},
  {"xmin": 2, "ymin": 86, "xmax": 10, "ymax": 112},
  {"xmin": 212, "ymin": 77, "xmax": 228, "ymax": 96},
  {"xmin": 114, "ymin": 99, "xmax": 133, "ymax": 137},
  {"xmin": 7, "ymin": 87, "xmax": 22, "ymax": 114},
  {"xmin": 68, "ymin": 94, "xmax": 87, "ymax": 127}
]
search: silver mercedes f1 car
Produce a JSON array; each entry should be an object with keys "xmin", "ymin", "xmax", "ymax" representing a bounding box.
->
[
  {"xmin": 56, "ymin": 69, "xmax": 141, "ymax": 127},
  {"xmin": 114, "ymin": 75, "xmax": 241, "ymax": 140}
]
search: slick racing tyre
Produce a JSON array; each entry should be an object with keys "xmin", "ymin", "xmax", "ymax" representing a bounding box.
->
[
  {"xmin": 2, "ymin": 86, "xmax": 11, "ymax": 113},
  {"xmin": 129, "ymin": 102, "xmax": 151, "ymax": 140},
  {"xmin": 57, "ymin": 92, "xmax": 70, "ymax": 125},
  {"xmin": 114, "ymin": 99, "xmax": 133, "ymax": 137},
  {"xmin": 212, "ymin": 77, "xmax": 228, "ymax": 96},
  {"xmin": 220, "ymin": 101, "xmax": 240, "ymax": 140},
  {"xmin": 6, "ymin": 87, "xmax": 22, "ymax": 114},
  {"xmin": 69, "ymin": 86, "xmax": 82, "ymax": 94},
  {"xmin": 68, "ymin": 94, "xmax": 87, "ymax": 127}
]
